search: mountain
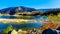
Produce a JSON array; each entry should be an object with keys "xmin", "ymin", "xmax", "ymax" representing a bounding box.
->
[
  {"xmin": 39, "ymin": 8, "xmax": 60, "ymax": 16},
  {"xmin": 0, "ymin": 6, "xmax": 36, "ymax": 15},
  {"xmin": 39, "ymin": 8, "xmax": 60, "ymax": 12},
  {"xmin": 38, "ymin": 9, "xmax": 52, "ymax": 12},
  {"xmin": 0, "ymin": 6, "xmax": 60, "ymax": 16}
]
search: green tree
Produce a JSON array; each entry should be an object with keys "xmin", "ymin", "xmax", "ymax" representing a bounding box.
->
[{"xmin": 3, "ymin": 25, "xmax": 13, "ymax": 34}]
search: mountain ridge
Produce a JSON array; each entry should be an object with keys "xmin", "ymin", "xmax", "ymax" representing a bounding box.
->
[
  {"xmin": 0, "ymin": 6, "xmax": 60, "ymax": 16},
  {"xmin": 0, "ymin": 6, "xmax": 36, "ymax": 15}
]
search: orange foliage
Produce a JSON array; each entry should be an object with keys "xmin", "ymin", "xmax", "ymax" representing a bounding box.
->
[{"xmin": 41, "ymin": 20, "xmax": 59, "ymax": 31}]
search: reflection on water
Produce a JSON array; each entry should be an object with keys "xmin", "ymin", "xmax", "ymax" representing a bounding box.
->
[
  {"xmin": 0, "ymin": 23, "xmax": 42, "ymax": 31},
  {"xmin": 0, "ymin": 15, "xmax": 46, "ymax": 29},
  {"xmin": 0, "ymin": 15, "xmax": 47, "ymax": 34},
  {"xmin": 0, "ymin": 15, "xmax": 47, "ymax": 20},
  {"xmin": 0, "ymin": 16, "xmax": 16, "ymax": 19}
]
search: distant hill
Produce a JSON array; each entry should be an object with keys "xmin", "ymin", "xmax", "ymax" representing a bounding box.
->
[
  {"xmin": 0, "ymin": 6, "xmax": 36, "ymax": 15},
  {"xmin": 38, "ymin": 9, "xmax": 52, "ymax": 12},
  {"xmin": 39, "ymin": 8, "xmax": 60, "ymax": 12},
  {"xmin": 39, "ymin": 8, "xmax": 60, "ymax": 16}
]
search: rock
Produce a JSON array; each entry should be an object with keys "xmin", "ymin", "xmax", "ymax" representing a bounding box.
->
[
  {"xmin": 42, "ymin": 28, "xmax": 57, "ymax": 34},
  {"xmin": 11, "ymin": 29, "xmax": 18, "ymax": 34}
]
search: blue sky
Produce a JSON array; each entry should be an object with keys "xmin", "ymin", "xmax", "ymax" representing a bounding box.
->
[{"xmin": 0, "ymin": 0, "xmax": 60, "ymax": 9}]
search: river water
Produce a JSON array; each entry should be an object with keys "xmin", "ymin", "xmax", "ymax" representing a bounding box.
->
[{"xmin": 0, "ymin": 15, "xmax": 47, "ymax": 32}]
